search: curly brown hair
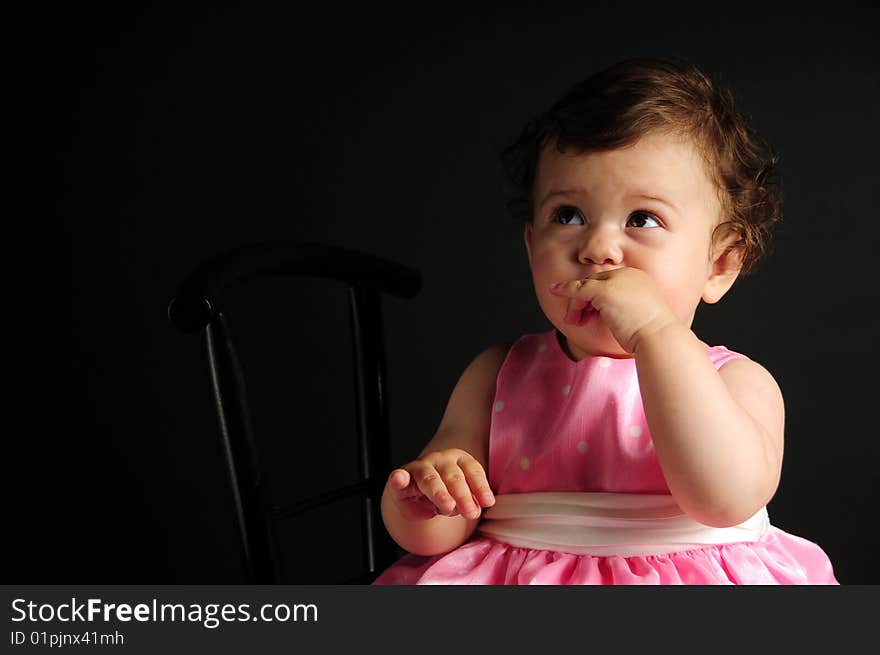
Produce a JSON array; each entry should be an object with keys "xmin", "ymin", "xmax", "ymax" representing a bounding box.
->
[{"xmin": 499, "ymin": 56, "xmax": 782, "ymax": 275}]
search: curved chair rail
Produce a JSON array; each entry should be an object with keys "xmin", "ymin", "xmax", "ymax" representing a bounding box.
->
[{"xmin": 168, "ymin": 239, "xmax": 422, "ymax": 334}]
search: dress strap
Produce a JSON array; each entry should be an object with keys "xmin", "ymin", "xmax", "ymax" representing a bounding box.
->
[
  {"xmin": 707, "ymin": 345, "xmax": 750, "ymax": 370},
  {"xmin": 477, "ymin": 492, "xmax": 770, "ymax": 557}
]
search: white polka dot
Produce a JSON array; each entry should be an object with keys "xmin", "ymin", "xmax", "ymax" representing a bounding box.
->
[
  {"xmin": 520, "ymin": 457, "xmax": 531, "ymax": 470},
  {"xmin": 495, "ymin": 401, "xmax": 505, "ymax": 412},
  {"xmin": 598, "ymin": 357, "xmax": 611, "ymax": 368},
  {"xmin": 562, "ymin": 384, "xmax": 571, "ymax": 395},
  {"xmin": 538, "ymin": 342, "xmax": 548, "ymax": 352},
  {"xmin": 630, "ymin": 425, "xmax": 643, "ymax": 438},
  {"xmin": 576, "ymin": 440, "xmax": 589, "ymax": 454}
]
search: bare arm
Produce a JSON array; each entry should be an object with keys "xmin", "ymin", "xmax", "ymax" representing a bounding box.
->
[
  {"xmin": 634, "ymin": 323, "xmax": 784, "ymax": 527},
  {"xmin": 549, "ymin": 267, "xmax": 785, "ymax": 528},
  {"xmin": 380, "ymin": 341, "xmax": 512, "ymax": 555}
]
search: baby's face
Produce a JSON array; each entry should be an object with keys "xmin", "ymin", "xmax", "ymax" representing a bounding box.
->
[{"xmin": 525, "ymin": 131, "xmax": 729, "ymax": 359}]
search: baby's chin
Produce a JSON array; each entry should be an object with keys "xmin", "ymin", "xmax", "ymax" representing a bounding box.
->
[{"xmin": 555, "ymin": 317, "xmax": 632, "ymax": 360}]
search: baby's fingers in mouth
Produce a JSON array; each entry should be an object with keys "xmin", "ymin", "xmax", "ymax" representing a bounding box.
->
[{"xmin": 565, "ymin": 304, "xmax": 595, "ymax": 325}]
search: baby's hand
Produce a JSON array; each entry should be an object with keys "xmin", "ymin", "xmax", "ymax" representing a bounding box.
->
[
  {"xmin": 385, "ymin": 448, "xmax": 496, "ymax": 522},
  {"xmin": 550, "ymin": 267, "xmax": 678, "ymax": 353}
]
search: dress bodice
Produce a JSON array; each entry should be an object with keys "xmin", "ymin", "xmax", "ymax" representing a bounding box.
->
[{"xmin": 487, "ymin": 329, "xmax": 748, "ymax": 494}]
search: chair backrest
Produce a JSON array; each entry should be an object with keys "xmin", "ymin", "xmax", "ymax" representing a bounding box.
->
[{"xmin": 168, "ymin": 240, "xmax": 421, "ymax": 583}]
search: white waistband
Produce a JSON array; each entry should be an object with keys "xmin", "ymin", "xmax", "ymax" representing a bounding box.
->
[{"xmin": 476, "ymin": 492, "xmax": 770, "ymax": 557}]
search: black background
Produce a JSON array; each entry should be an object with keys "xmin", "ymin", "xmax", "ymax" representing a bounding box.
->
[{"xmin": 6, "ymin": 3, "xmax": 878, "ymax": 584}]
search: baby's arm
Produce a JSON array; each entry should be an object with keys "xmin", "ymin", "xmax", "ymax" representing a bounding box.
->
[
  {"xmin": 380, "ymin": 342, "xmax": 511, "ymax": 556},
  {"xmin": 634, "ymin": 323, "xmax": 784, "ymax": 528}
]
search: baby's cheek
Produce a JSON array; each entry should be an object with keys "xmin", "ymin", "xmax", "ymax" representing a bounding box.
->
[
  {"xmin": 530, "ymin": 249, "xmax": 559, "ymax": 272},
  {"xmin": 541, "ymin": 292, "xmax": 569, "ymax": 323},
  {"xmin": 654, "ymin": 276, "xmax": 697, "ymax": 319}
]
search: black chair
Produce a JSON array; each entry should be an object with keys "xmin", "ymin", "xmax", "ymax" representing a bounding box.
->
[{"xmin": 167, "ymin": 240, "xmax": 421, "ymax": 583}]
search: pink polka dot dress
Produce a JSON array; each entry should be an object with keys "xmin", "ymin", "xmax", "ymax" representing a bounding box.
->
[{"xmin": 373, "ymin": 329, "xmax": 838, "ymax": 585}]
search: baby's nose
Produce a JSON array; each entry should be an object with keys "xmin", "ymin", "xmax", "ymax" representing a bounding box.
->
[{"xmin": 578, "ymin": 230, "xmax": 623, "ymax": 266}]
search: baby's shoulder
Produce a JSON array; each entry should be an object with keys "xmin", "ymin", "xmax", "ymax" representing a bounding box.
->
[
  {"xmin": 707, "ymin": 347, "xmax": 782, "ymax": 400},
  {"xmin": 460, "ymin": 341, "xmax": 515, "ymax": 385}
]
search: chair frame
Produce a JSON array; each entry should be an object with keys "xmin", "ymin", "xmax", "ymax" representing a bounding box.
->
[{"xmin": 168, "ymin": 240, "xmax": 421, "ymax": 583}]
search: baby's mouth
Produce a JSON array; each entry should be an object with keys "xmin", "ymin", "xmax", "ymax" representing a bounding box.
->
[
  {"xmin": 567, "ymin": 305, "xmax": 597, "ymax": 327},
  {"xmin": 576, "ymin": 306, "xmax": 596, "ymax": 326}
]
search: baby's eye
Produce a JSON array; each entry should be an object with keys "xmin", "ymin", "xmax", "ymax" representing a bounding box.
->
[
  {"xmin": 552, "ymin": 206, "xmax": 584, "ymax": 226},
  {"xmin": 627, "ymin": 211, "xmax": 662, "ymax": 228}
]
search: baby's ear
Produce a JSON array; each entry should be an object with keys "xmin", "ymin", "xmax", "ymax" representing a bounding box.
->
[{"xmin": 702, "ymin": 228, "xmax": 744, "ymax": 305}]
